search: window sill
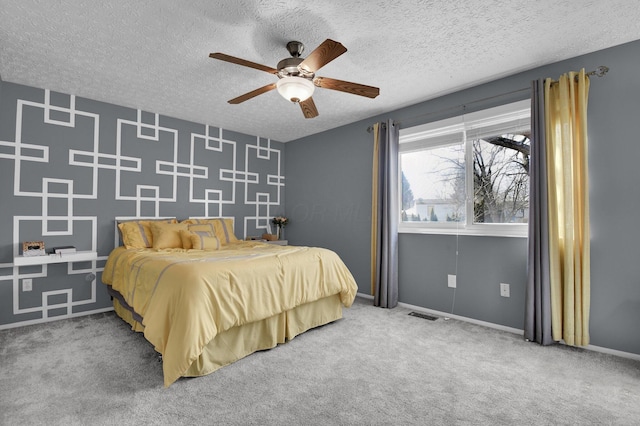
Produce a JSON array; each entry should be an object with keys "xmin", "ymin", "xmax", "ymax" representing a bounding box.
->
[{"xmin": 398, "ymin": 225, "xmax": 528, "ymax": 238}]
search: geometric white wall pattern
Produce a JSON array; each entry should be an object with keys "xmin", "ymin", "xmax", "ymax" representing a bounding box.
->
[{"xmin": 0, "ymin": 81, "xmax": 285, "ymax": 329}]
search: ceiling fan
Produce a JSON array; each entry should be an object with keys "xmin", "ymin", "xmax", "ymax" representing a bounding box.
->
[{"xmin": 209, "ymin": 39, "xmax": 380, "ymax": 118}]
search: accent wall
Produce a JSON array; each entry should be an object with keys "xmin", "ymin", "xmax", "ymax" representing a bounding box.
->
[{"xmin": 0, "ymin": 82, "xmax": 285, "ymax": 328}]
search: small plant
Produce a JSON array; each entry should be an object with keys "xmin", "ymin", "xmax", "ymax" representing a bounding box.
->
[
  {"xmin": 271, "ymin": 216, "xmax": 288, "ymax": 240},
  {"xmin": 271, "ymin": 216, "xmax": 289, "ymax": 227}
]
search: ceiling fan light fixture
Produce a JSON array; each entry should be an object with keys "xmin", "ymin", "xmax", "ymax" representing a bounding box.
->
[{"xmin": 276, "ymin": 76, "xmax": 314, "ymax": 103}]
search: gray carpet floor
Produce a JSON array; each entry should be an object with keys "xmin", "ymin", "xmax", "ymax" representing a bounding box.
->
[{"xmin": 1, "ymin": 296, "xmax": 639, "ymax": 425}]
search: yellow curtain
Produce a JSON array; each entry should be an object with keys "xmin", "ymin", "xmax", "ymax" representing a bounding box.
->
[{"xmin": 544, "ymin": 69, "xmax": 590, "ymax": 346}]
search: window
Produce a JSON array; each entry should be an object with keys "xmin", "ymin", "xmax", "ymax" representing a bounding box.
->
[{"xmin": 399, "ymin": 100, "xmax": 530, "ymax": 237}]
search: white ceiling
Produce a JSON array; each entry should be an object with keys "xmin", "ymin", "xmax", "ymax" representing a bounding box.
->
[{"xmin": 2, "ymin": 1, "xmax": 640, "ymax": 142}]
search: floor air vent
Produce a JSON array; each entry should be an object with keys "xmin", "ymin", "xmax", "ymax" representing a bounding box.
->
[{"xmin": 408, "ymin": 312, "xmax": 438, "ymax": 321}]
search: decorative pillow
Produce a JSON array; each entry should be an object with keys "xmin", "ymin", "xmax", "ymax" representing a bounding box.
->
[
  {"xmin": 117, "ymin": 219, "xmax": 176, "ymax": 249},
  {"xmin": 180, "ymin": 229, "xmax": 214, "ymax": 250},
  {"xmin": 190, "ymin": 234, "xmax": 221, "ymax": 251},
  {"xmin": 182, "ymin": 218, "xmax": 238, "ymax": 244},
  {"xmin": 187, "ymin": 223, "xmax": 216, "ymax": 235},
  {"xmin": 149, "ymin": 222, "xmax": 188, "ymax": 249}
]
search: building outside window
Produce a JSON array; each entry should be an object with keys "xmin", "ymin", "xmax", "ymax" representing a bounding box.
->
[{"xmin": 399, "ymin": 100, "xmax": 531, "ymax": 237}]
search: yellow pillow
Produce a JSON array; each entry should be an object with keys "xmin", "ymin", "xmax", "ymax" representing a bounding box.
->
[
  {"xmin": 187, "ymin": 223, "xmax": 216, "ymax": 235},
  {"xmin": 182, "ymin": 218, "xmax": 238, "ymax": 244},
  {"xmin": 180, "ymin": 229, "xmax": 214, "ymax": 250},
  {"xmin": 190, "ymin": 234, "xmax": 221, "ymax": 251},
  {"xmin": 118, "ymin": 219, "xmax": 176, "ymax": 249},
  {"xmin": 150, "ymin": 222, "xmax": 188, "ymax": 249}
]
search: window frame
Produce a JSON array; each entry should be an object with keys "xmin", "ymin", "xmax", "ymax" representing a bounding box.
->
[{"xmin": 398, "ymin": 99, "xmax": 531, "ymax": 238}]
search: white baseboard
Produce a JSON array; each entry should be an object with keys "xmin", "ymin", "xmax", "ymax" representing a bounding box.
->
[
  {"xmin": 357, "ymin": 292, "xmax": 640, "ymax": 362},
  {"xmin": 580, "ymin": 343, "xmax": 640, "ymax": 362},
  {"xmin": 0, "ymin": 307, "xmax": 115, "ymax": 330},
  {"xmin": 397, "ymin": 300, "xmax": 524, "ymax": 335}
]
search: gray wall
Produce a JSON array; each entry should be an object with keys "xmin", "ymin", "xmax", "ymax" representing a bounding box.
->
[
  {"xmin": 0, "ymin": 82, "xmax": 285, "ymax": 328},
  {"xmin": 285, "ymin": 39, "xmax": 640, "ymax": 356}
]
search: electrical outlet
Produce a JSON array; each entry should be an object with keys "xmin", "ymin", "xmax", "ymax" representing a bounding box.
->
[
  {"xmin": 23, "ymin": 278, "xmax": 32, "ymax": 292},
  {"xmin": 500, "ymin": 283, "xmax": 510, "ymax": 298},
  {"xmin": 448, "ymin": 274, "xmax": 457, "ymax": 288}
]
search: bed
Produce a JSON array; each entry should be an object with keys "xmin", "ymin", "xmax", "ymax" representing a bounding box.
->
[{"xmin": 102, "ymin": 218, "xmax": 358, "ymax": 387}]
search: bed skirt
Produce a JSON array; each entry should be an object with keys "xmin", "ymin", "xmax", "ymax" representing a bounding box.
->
[{"xmin": 111, "ymin": 293, "xmax": 344, "ymax": 379}]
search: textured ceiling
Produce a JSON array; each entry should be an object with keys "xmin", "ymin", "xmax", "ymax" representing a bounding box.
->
[{"xmin": 2, "ymin": 1, "xmax": 640, "ymax": 142}]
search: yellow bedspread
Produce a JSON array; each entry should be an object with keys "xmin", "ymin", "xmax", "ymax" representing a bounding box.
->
[{"xmin": 102, "ymin": 241, "xmax": 358, "ymax": 386}]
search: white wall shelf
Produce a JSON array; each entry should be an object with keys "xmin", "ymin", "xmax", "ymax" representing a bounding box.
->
[{"xmin": 13, "ymin": 251, "xmax": 98, "ymax": 266}]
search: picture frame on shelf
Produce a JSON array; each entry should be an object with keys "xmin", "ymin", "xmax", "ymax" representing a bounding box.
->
[{"xmin": 22, "ymin": 241, "xmax": 46, "ymax": 257}]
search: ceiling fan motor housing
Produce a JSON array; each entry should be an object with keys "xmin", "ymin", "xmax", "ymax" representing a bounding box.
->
[
  {"xmin": 276, "ymin": 57, "xmax": 314, "ymax": 80},
  {"xmin": 276, "ymin": 42, "xmax": 315, "ymax": 102}
]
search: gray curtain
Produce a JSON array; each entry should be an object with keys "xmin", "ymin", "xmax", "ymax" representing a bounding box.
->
[
  {"xmin": 524, "ymin": 80, "xmax": 554, "ymax": 345},
  {"xmin": 373, "ymin": 120, "xmax": 399, "ymax": 308}
]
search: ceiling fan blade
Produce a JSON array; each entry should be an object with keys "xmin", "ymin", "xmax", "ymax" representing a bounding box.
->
[
  {"xmin": 228, "ymin": 83, "xmax": 277, "ymax": 104},
  {"xmin": 299, "ymin": 97, "xmax": 319, "ymax": 118},
  {"xmin": 314, "ymin": 76, "xmax": 380, "ymax": 99},
  {"xmin": 298, "ymin": 39, "xmax": 347, "ymax": 73},
  {"xmin": 209, "ymin": 53, "xmax": 278, "ymax": 75}
]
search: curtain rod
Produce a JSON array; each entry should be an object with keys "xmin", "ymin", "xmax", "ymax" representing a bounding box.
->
[
  {"xmin": 585, "ymin": 65, "xmax": 609, "ymax": 78},
  {"xmin": 548, "ymin": 65, "xmax": 609, "ymax": 85},
  {"xmin": 366, "ymin": 65, "xmax": 609, "ymax": 133}
]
